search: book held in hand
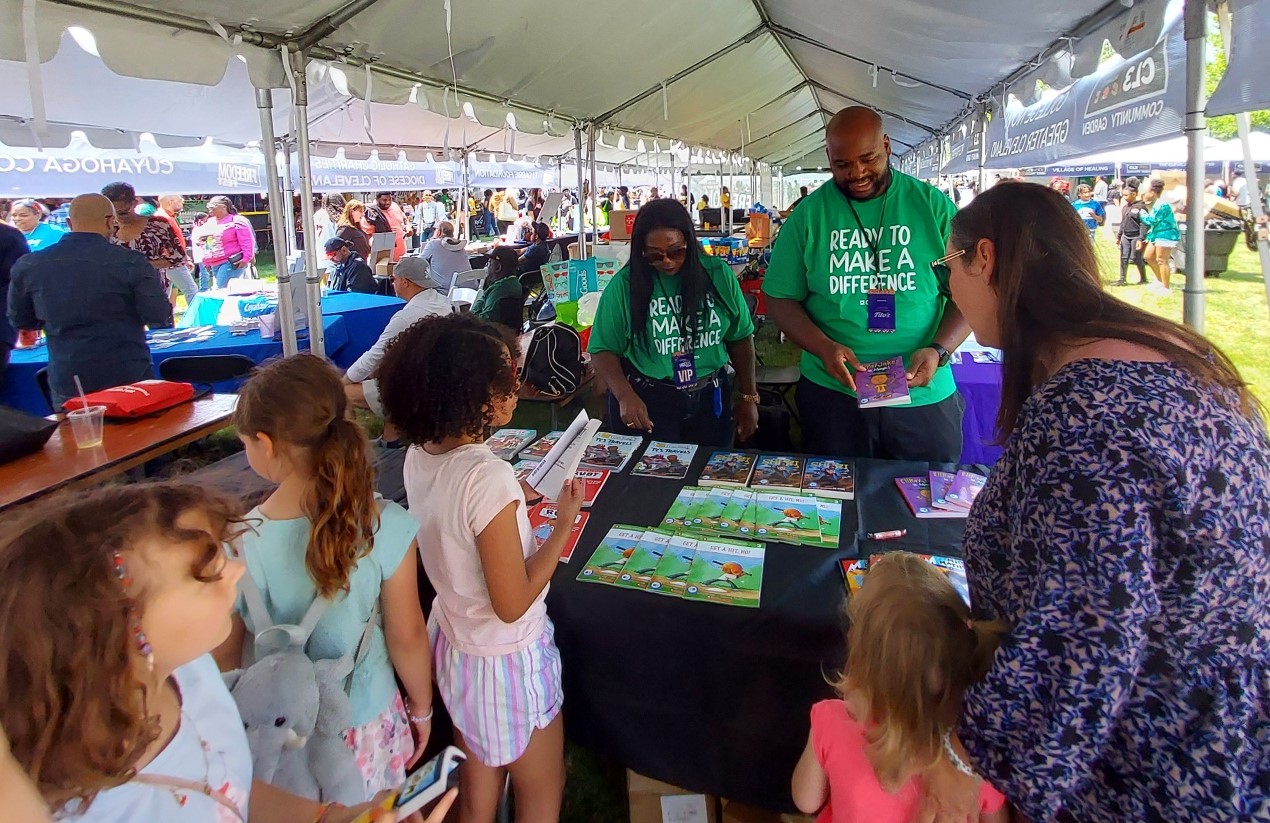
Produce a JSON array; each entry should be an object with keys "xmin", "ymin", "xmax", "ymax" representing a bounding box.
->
[
  {"xmin": 750, "ymin": 455, "xmax": 805, "ymax": 493},
  {"xmin": 527, "ymin": 502, "xmax": 589, "ymax": 563},
  {"xmin": 579, "ymin": 431, "xmax": 643, "ymax": 472},
  {"xmin": 698, "ymin": 451, "xmax": 756, "ymax": 486},
  {"xmin": 631, "ymin": 441, "xmax": 698, "ymax": 479},
  {"xmin": 802, "ymin": 458, "xmax": 855, "ymax": 499},
  {"xmin": 526, "ymin": 410, "xmax": 601, "ymax": 501},
  {"xmin": 894, "ymin": 476, "xmax": 968, "ymax": 519},
  {"xmin": 856, "ymin": 356, "xmax": 912, "ymax": 408},
  {"xmin": 484, "ymin": 428, "xmax": 537, "ymax": 461}
]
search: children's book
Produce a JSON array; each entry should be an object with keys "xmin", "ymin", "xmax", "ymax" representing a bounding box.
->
[
  {"xmin": 484, "ymin": 428, "xmax": 537, "ymax": 461},
  {"xmin": 856, "ymin": 356, "xmax": 912, "ymax": 408},
  {"xmin": 840, "ymin": 558, "xmax": 867, "ymax": 598},
  {"xmin": 521, "ymin": 431, "xmax": 564, "ymax": 461},
  {"xmin": 572, "ymin": 469, "xmax": 612, "ymax": 508},
  {"xmin": 944, "ymin": 470, "xmax": 988, "ymax": 510},
  {"xmin": 527, "ymin": 502, "xmax": 589, "ymax": 563},
  {"xmin": 683, "ymin": 537, "xmax": 766, "ymax": 608},
  {"xmin": 688, "ymin": 487, "xmax": 735, "ymax": 532},
  {"xmin": 894, "ymin": 477, "xmax": 968, "ymax": 519},
  {"xmin": 750, "ymin": 455, "xmax": 805, "ymax": 493},
  {"xmin": 928, "ymin": 470, "xmax": 959, "ymax": 511},
  {"xmin": 614, "ymin": 529, "xmax": 675, "ymax": 590},
  {"xmin": 647, "ymin": 535, "xmax": 699, "ymax": 597},
  {"xmin": 631, "ymin": 441, "xmax": 698, "ymax": 480},
  {"xmin": 526, "ymin": 410, "xmax": 601, "ymax": 501},
  {"xmin": 736, "ymin": 492, "xmax": 760, "ymax": 537},
  {"xmin": 716, "ymin": 489, "xmax": 755, "ymax": 534},
  {"xmin": 664, "ymin": 487, "xmax": 706, "ymax": 529},
  {"xmin": 577, "ymin": 525, "xmax": 645, "ymax": 584},
  {"xmin": 579, "ymin": 431, "xmax": 643, "ymax": 472},
  {"xmin": 698, "ymin": 451, "xmax": 757, "ymax": 487},
  {"xmin": 511, "ymin": 460, "xmax": 538, "ymax": 484},
  {"xmin": 814, "ymin": 496, "xmax": 842, "ymax": 550},
  {"xmin": 801, "ymin": 458, "xmax": 855, "ymax": 500},
  {"xmin": 753, "ymin": 492, "xmax": 822, "ymax": 544},
  {"xmin": 852, "ymin": 552, "xmax": 971, "ymax": 607}
]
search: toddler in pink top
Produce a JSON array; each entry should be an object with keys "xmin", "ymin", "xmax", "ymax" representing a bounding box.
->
[{"xmin": 792, "ymin": 553, "xmax": 1009, "ymax": 823}]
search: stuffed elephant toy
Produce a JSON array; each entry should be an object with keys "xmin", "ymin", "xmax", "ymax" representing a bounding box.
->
[{"xmin": 225, "ymin": 650, "xmax": 367, "ymax": 805}]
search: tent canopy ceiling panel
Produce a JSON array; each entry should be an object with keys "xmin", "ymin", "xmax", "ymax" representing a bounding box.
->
[{"xmin": 696, "ymin": 85, "xmax": 821, "ymax": 154}]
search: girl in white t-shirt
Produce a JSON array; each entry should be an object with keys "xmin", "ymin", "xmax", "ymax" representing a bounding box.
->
[
  {"xmin": 0, "ymin": 483, "xmax": 433, "ymax": 823},
  {"xmin": 378, "ymin": 312, "xmax": 584, "ymax": 823}
]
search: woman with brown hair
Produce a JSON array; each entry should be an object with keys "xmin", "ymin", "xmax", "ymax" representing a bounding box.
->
[
  {"xmin": 336, "ymin": 199, "xmax": 373, "ymax": 261},
  {"xmin": 917, "ymin": 182, "xmax": 1269, "ymax": 822}
]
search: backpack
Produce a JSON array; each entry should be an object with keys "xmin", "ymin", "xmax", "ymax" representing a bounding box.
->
[
  {"xmin": 521, "ymin": 322, "xmax": 583, "ymax": 397},
  {"xmin": 227, "ymin": 569, "xmax": 379, "ymax": 803}
]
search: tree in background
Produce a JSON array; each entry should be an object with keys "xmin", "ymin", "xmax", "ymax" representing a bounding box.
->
[{"xmin": 1206, "ymin": 25, "xmax": 1270, "ymax": 140}]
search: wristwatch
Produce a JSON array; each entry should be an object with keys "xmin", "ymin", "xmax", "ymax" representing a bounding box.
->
[{"xmin": 929, "ymin": 342, "xmax": 952, "ymax": 368}]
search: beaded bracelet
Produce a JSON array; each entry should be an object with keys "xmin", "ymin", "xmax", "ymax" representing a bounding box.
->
[
  {"xmin": 408, "ymin": 706, "xmax": 434, "ymax": 724},
  {"xmin": 941, "ymin": 730, "xmax": 979, "ymax": 780}
]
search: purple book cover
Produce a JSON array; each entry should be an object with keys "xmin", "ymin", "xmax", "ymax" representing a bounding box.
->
[
  {"xmin": 856, "ymin": 356, "xmax": 912, "ymax": 408},
  {"xmin": 945, "ymin": 470, "xmax": 987, "ymax": 509},
  {"xmin": 929, "ymin": 470, "xmax": 959, "ymax": 511},
  {"xmin": 894, "ymin": 476, "xmax": 935, "ymax": 515}
]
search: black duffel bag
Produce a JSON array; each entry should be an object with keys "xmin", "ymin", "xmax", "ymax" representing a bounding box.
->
[{"xmin": 0, "ymin": 405, "xmax": 58, "ymax": 464}]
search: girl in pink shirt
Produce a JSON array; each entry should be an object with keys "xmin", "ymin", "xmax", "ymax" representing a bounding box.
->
[
  {"xmin": 792, "ymin": 553, "xmax": 1010, "ymax": 823},
  {"xmin": 377, "ymin": 312, "xmax": 584, "ymax": 823}
]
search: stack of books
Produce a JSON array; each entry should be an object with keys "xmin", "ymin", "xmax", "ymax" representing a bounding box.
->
[
  {"xmin": 840, "ymin": 552, "xmax": 971, "ymax": 607},
  {"xmin": 660, "ymin": 485, "xmax": 842, "ymax": 550},
  {"xmin": 893, "ymin": 469, "xmax": 987, "ymax": 519},
  {"xmin": 699, "ymin": 451, "xmax": 854, "ymax": 500}
]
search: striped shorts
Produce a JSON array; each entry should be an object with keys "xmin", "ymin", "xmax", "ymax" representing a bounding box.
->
[{"xmin": 429, "ymin": 614, "xmax": 564, "ymax": 768}]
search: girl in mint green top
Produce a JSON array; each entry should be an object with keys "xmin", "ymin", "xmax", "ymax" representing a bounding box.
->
[
  {"xmin": 1140, "ymin": 180, "xmax": 1180, "ymax": 292},
  {"xmin": 222, "ymin": 354, "xmax": 434, "ymax": 796},
  {"xmin": 588, "ymin": 198, "xmax": 758, "ymax": 446}
]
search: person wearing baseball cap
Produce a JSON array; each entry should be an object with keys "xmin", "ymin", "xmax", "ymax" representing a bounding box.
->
[
  {"xmin": 343, "ymin": 255, "xmax": 451, "ymax": 446},
  {"xmin": 324, "ymin": 236, "xmax": 376, "ymax": 293}
]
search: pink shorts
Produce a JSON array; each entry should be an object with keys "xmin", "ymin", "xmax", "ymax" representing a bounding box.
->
[{"xmin": 429, "ymin": 614, "xmax": 563, "ymax": 767}]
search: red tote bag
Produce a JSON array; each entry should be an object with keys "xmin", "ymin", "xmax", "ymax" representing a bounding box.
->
[{"xmin": 62, "ymin": 380, "xmax": 196, "ymax": 419}]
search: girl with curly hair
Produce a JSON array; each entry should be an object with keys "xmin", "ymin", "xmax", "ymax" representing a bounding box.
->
[
  {"xmin": 0, "ymin": 483, "xmax": 423, "ymax": 822},
  {"xmin": 219, "ymin": 354, "xmax": 434, "ymax": 798},
  {"xmin": 377, "ymin": 313, "xmax": 584, "ymax": 823}
]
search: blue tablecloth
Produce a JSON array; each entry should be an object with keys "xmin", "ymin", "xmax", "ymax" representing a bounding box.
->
[
  {"xmin": 952, "ymin": 357, "xmax": 1004, "ymax": 465},
  {"xmin": 1, "ymin": 316, "xmax": 349, "ymax": 415}
]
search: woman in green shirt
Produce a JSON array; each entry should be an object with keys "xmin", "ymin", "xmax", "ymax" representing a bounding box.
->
[{"xmin": 588, "ymin": 199, "xmax": 758, "ymax": 446}]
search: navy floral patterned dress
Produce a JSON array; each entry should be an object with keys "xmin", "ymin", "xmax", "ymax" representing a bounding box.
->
[{"xmin": 959, "ymin": 359, "xmax": 1269, "ymax": 822}]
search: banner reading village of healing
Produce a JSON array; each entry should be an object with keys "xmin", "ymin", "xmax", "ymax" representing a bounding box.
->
[
  {"xmin": 983, "ymin": 11, "xmax": 1185, "ymax": 170},
  {"xmin": 0, "ymin": 143, "xmax": 268, "ymax": 197}
]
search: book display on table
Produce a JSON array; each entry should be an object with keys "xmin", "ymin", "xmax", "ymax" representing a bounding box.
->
[
  {"xmin": 894, "ymin": 476, "xmax": 968, "ymax": 519},
  {"xmin": 856, "ymin": 356, "xmax": 912, "ymax": 408},
  {"xmin": 579, "ymin": 431, "xmax": 643, "ymax": 471},
  {"xmin": 520, "ymin": 431, "xmax": 563, "ymax": 461},
  {"xmin": 663, "ymin": 487, "xmax": 706, "ymax": 528},
  {"xmin": 753, "ymin": 492, "xmax": 823, "ymax": 545},
  {"xmin": 750, "ymin": 454, "xmax": 805, "ymax": 493},
  {"xmin": 649, "ymin": 535, "xmax": 699, "ymax": 597},
  {"xmin": 528, "ymin": 502, "xmax": 589, "ymax": 563},
  {"xmin": 943, "ymin": 469, "xmax": 987, "ymax": 510},
  {"xmin": 801, "ymin": 458, "xmax": 855, "ymax": 499},
  {"xmin": 928, "ymin": 469, "xmax": 958, "ymax": 511},
  {"xmin": 630, "ymin": 441, "xmax": 698, "ymax": 479},
  {"xmin": 614, "ymin": 529, "xmax": 674, "ymax": 590},
  {"xmin": 698, "ymin": 450, "xmax": 756, "ymax": 486},
  {"xmin": 578, "ymin": 525, "xmax": 646, "ymax": 585},
  {"xmin": 682, "ymin": 537, "xmax": 766, "ymax": 608},
  {"xmin": 515, "ymin": 462, "xmax": 611, "ymax": 508},
  {"xmin": 484, "ymin": 428, "xmax": 537, "ymax": 461}
]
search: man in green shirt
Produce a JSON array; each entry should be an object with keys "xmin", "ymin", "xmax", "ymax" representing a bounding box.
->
[
  {"xmin": 764, "ymin": 107, "xmax": 971, "ymax": 462},
  {"xmin": 471, "ymin": 246, "xmax": 524, "ymax": 328}
]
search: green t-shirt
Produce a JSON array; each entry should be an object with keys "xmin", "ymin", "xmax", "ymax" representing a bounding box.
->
[
  {"xmin": 471, "ymin": 274, "xmax": 522, "ymax": 319},
  {"xmin": 588, "ymin": 254, "xmax": 755, "ymax": 381},
  {"xmin": 762, "ymin": 171, "xmax": 958, "ymax": 406}
]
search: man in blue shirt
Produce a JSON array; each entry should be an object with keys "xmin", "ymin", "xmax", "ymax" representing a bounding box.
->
[
  {"xmin": 1072, "ymin": 183, "xmax": 1106, "ymax": 244},
  {"xmin": 8, "ymin": 193, "xmax": 173, "ymax": 407},
  {"xmin": 0, "ymin": 221, "xmax": 30, "ymax": 382}
]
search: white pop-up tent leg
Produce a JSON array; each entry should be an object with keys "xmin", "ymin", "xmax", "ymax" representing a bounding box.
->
[
  {"xmin": 281, "ymin": 143, "xmax": 298, "ymax": 265},
  {"xmin": 588, "ymin": 125, "xmax": 599, "ymax": 242},
  {"xmin": 461, "ymin": 149, "xmax": 471, "ymax": 240},
  {"xmin": 1182, "ymin": 0, "xmax": 1208, "ymax": 332},
  {"xmin": 256, "ymin": 88, "xmax": 298, "ymax": 357},
  {"xmin": 574, "ymin": 125, "xmax": 587, "ymax": 258},
  {"xmin": 290, "ymin": 48, "xmax": 325, "ymax": 358}
]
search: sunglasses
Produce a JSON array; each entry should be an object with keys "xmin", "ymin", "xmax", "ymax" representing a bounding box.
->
[
  {"xmin": 642, "ymin": 246, "xmax": 688, "ymax": 265},
  {"xmin": 930, "ymin": 248, "xmax": 966, "ymax": 281}
]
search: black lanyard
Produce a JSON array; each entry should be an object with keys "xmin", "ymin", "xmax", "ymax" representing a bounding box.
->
[{"xmin": 844, "ymin": 186, "xmax": 890, "ymax": 272}]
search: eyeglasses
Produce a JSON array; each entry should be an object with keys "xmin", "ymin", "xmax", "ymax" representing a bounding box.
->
[
  {"xmin": 642, "ymin": 246, "xmax": 688, "ymax": 265},
  {"xmin": 930, "ymin": 248, "xmax": 966, "ymax": 281}
]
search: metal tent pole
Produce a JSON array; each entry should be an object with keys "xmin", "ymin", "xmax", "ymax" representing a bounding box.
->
[
  {"xmin": 1218, "ymin": 1, "xmax": 1270, "ymax": 314},
  {"xmin": 587, "ymin": 125, "xmax": 599, "ymax": 248},
  {"xmin": 281, "ymin": 143, "xmax": 298, "ymax": 265},
  {"xmin": 256, "ymin": 88, "xmax": 298, "ymax": 357},
  {"xmin": 1182, "ymin": 0, "xmax": 1207, "ymax": 331},
  {"xmin": 290, "ymin": 48, "xmax": 325, "ymax": 357},
  {"xmin": 574, "ymin": 125, "xmax": 587, "ymax": 257},
  {"xmin": 461, "ymin": 149, "xmax": 471, "ymax": 240},
  {"xmin": 977, "ymin": 108, "xmax": 988, "ymax": 191}
]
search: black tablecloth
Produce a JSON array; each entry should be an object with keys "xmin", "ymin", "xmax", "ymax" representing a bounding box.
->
[{"xmin": 546, "ymin": 452, "xmax": 980, "ymax": 810}]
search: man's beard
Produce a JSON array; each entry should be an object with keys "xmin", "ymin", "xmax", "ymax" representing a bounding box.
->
[{"xmin": 835, "ymin": 167, "xmax": 893, "ymax": 201}]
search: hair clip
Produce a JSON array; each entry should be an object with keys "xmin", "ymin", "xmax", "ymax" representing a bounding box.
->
[{"xmin": 111, "ymin": 551, "xmax": 155, "ymax": 672}]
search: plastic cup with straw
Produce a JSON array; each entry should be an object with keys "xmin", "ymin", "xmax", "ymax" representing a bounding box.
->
[{"xmin": 65, "ymin": 375, "xmax": 106, "ymax": 449}]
